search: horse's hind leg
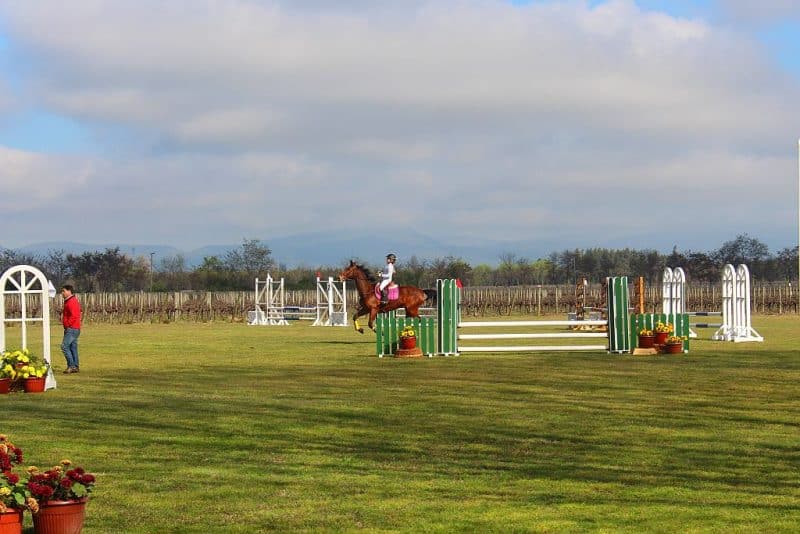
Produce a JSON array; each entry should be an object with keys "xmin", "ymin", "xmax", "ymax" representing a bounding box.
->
[
  {"xmin": 404, "ymin": 305, "xmax": 420, "ymax": 319},
  {"xmin": 368, "ymin": 308, "xmax": 379, "ymax": 331}
]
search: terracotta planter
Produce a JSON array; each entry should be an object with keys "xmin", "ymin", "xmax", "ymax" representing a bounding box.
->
[
  {"xmin": 654, "ymin": 332, "xmax": 669, "ymax": 345},
  {"xmin": 399, "ymin": 336, "xmax": 417, "ymax": 350},
  {"xmin": 33, "ymin": 499, "xmax": 87, "ymax": 534},
  {"xmin": 662, "ymin": 342, "xmax": 683, "ymax": 354},
  {"xmin": 0, "ymin": 378, "xmax": 11, "ymax": 394},
  {"xmin": 24, "ymin": 377, "xmax": 46, "ymax": 393},
  {"xmin": 637, "ymin": 335, "xmax": 655, "ymax": 348},
  {"xmin": 0, "ymin": 509, "xmax": 23, "ymax": 534}
]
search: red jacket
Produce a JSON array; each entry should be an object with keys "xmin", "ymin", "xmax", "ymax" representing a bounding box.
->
[{"xmin": 62, "ymin": 295, "xmax": 82, "ymax": 329}]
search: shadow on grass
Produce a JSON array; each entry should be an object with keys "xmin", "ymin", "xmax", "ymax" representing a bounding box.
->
[{"xmin": 40, "ymin": 359, "xmax": 800, "ymax": 512}]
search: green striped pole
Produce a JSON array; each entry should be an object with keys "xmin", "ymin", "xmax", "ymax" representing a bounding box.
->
[
  {"xmin": 375, "ymin": 311, "xmax": 395, "ymax": 357},
  {"xmin": 607, "ymin": 276, "xmax": 631, "ymax": 353},
  {"xmin": 436, "ymin": 279, "xmax": 459, "ymax": 356}
]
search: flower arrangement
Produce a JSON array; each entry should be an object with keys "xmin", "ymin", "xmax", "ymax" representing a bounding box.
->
[
  {"xmin": 399, "ymin": 325, "xmax": 416, "ymax": 339},
  {"xmin": 0, "ymin": 435, "xmax": 35, "ymax": 514},
  {"xmin": 27, "ymin": 460, "xmax": 96, "ymax": 505},
  {"xmin": 0, "ymin": 349, "xmax": 49, "ymax": 380},
  {"xmin": 638, "ymin": 328, "xmax": 653, "ymax": 336},
  {"xmin": 665, "ymin": 335, "xmax": 686, "ymax": 344},
  {"xmin": 654, "ymin": 322, "xmax": 673, "ymax": 334}
]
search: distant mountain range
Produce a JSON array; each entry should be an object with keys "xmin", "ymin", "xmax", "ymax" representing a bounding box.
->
[{"xmin": 10, "ymin": 231, "xmax": 573, "ymax": 268}]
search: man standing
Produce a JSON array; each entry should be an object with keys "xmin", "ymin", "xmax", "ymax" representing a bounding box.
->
[{"xmin": 61, "ymin": 284, "xmax": 81, "ymax": 374}]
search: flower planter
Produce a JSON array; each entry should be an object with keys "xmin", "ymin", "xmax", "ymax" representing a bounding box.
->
[
  {"xmin": 0, "ymin": 509, "xmax": 23, "ymax": 534},
  {"xmin": 654, "ymin": 332, "xmax": 669, "ymax": 345},
  {"xmin": 637, "ymin": 335, "xmax": 655, "ymax": 349},
  {"xmin": 662, "ymin": 342, "xmax": 683, "ymax": 354},
  {"xmin": 33, "ymin": 499, "xmax": 87, "ymax": 534},
  {"xmin": 0, "ymin": 378, "xmax": 11, "ymax": 394},
  {"xmin": 24, "ymin": 377, "xmax": 46, "ymax": 393},
  {"xmin": 399, "ymin": 336, "xmax": 417, "ymax": 350}
]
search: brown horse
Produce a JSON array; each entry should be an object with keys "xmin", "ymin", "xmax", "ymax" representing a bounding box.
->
[{"xmin": 339, "ymin": 260, "xmax": 435, "ymax": 334}]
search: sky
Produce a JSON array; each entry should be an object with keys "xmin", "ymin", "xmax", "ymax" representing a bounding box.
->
[{"xmin": 0, "ymin": 0, "xmax": 798, "ymax": 261}]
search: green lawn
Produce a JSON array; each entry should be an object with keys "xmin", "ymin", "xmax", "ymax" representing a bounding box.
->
[{"xmin": 3, "ymin": 315, "xmax": 799, "ymax": 532}]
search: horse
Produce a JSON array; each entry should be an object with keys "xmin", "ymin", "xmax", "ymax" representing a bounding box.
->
[{"xmin": 338, "ymin": 260, "xmax": 436, "ymax": 334}]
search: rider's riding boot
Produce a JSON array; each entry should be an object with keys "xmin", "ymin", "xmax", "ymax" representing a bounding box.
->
[{"xmin": 381, "ymin": 289, "xmax": 389, "ymax": 304}]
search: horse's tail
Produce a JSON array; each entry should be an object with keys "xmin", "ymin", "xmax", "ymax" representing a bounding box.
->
[{"xmin": 423, "ymin": 289, "xmax": 437, "ymax": 304}]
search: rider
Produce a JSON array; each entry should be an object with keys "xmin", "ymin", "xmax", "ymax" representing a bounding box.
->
[{"xmin": 378, "ymin": 253, "xmax": 397, "ymax": 304}]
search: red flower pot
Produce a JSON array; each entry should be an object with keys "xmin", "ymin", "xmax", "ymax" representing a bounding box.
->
[
  {"xmin": 399, "ymin": 336, "xmax": 417, "ymax": 350},
  {"xmin": 33, "ymin": 499, "xmax": 87, "ymax": 534},
  {"xmin": 0, "ymin": 378, "xmax": 11, "ymax": 394},
  {"xmin": 654, "ymin": 332, "xmax": 669, "ymax": 345},
  {"xmin": 637, "ymin": 335, "xmax": 655, "ymax": 348},
  {"xmin": 24, "ymin": 377, "xmax": 46, "ymax": 393},
  {"xmin": 662, "ymin": 342, "xmax": 683, "ymax": 354},
  {"xmin": 0, "ymin": 509, "xmax": 23, "ymax": 534}
]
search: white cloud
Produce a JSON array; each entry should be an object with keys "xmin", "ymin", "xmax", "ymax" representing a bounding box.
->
[
  {"xmin": 0, "ymin": 146, "xmax": 94, "ymax": 208},
  {"xmin": 717, "ymin": 0, "xmax": 800, "ymax": 24},
  {"xmin": 0, "ymin": 0, "xmax": 797, "ymax": 253}
]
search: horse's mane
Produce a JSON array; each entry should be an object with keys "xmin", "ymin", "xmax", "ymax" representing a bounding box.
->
[{"xmin": 354, "ymin": 263, "xmax": 377, "ymax": 284}]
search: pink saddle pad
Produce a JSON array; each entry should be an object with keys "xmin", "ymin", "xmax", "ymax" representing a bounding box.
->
[{"xmin": 375, "ymin": 285, "xmax": 399, "ymax": 300}]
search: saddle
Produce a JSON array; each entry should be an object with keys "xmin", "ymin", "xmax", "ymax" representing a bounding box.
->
[{"xmin": 374, "ymin": 283, "xmax": 399, "ymax": 301}]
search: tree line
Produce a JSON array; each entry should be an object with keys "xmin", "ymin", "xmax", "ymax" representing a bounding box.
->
[{"xmin": 1, "ymin": 235, "xmax": 796, "ymax": 293}]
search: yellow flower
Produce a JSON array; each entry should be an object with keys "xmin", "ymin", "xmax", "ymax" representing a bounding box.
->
[
  {"xmin": 26, "ymin": 466, "xmax": 39, "ymax": 474},
  {"xmin": 0, "ymin": 445, "xmax": 7, "ymax": 454},
  {"xmin": 60, "ymin": 459, "xmax": 72, "ymax": 467},
  {"xmin": 0, "ymin": 487, "xmax": 10, "ymax": 496},
  {"xmin": 26, "ymin": 498, "xmax": 38, "ymax": 514}
]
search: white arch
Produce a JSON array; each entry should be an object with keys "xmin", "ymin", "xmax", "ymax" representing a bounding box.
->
[{"xmin": 0, "ymin": 265, "xmax": 57, "ymax": 390}]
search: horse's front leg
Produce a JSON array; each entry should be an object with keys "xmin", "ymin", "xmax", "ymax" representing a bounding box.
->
[{"xmin": 353, "ymin": 306, "xmax": 368, "ymax": 334}]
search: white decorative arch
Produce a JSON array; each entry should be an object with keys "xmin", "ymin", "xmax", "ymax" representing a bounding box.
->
[{"xmin": 0, "ymin": 265, "xmax": 57, "ymax": 390}]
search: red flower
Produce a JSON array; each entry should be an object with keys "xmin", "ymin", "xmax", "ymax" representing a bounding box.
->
[
  {"xmin": 28, "ymin": 483, "xmax": 54, "ymax": 499},
  {"xmin": 6, "ymin": 473, "xmax": 19, "ymax": 484},
  {"xmin": 60, "ymin": 479, "xmax": 73, "ymax": 489}
]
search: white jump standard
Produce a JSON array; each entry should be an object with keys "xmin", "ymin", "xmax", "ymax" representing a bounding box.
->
[
  {"xmin": 663, "ymin": 264, "xmax": 762, "ymax": 342},
  {"xmin": 248, "ymin": 274, "xmax": 347, "ymax": 326},
  {"xmin": 0, "ymin": 265, "xmax": 58, "ymax": 390}
]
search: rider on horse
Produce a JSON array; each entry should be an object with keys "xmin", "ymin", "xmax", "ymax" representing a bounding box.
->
[{"xmin": 378, "ymin": 253, "xmax": 396, "ymax": 304}]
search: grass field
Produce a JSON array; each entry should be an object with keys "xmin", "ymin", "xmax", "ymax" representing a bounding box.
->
[{"xmin": 2, "ymin": 315, "xmax": 799, "ymax": 532}]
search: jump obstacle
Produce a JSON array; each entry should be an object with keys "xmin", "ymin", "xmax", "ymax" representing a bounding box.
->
[
  {"xmin": 0, "ymin": 265, "xmax": 58, "ymax": 390},
  {"xmin": 662, "ymin": 264, "xmax": 762, "ymax": 342},
  {"xmin": 376, "ymin": 278, "xmax": 640, "ymax": 356},
  {"xmin": 248, "ymin": 275, "xmax": 347, "ymax": 327}
]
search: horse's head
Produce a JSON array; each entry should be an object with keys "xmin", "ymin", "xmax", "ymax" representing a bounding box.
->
[
  {"xmin": 339, "ymin": 260, "xmax": 375, "ymax": 283},
  {"xmin": 339, "ymin": 260, "xmax": 359, "ymax": 282}
]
